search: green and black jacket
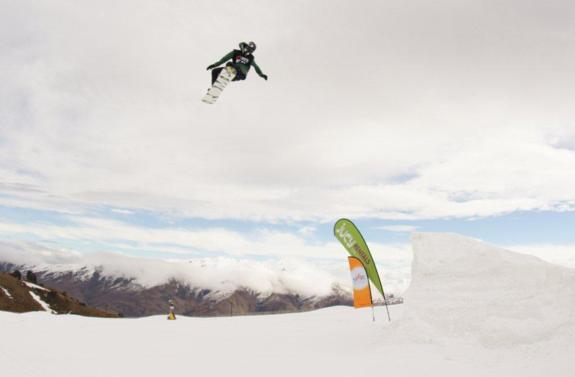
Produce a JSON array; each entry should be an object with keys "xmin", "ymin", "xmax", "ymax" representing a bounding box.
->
[{"xmin": 209, "ymin": 50, "xmax": 266, "ymax": 80}]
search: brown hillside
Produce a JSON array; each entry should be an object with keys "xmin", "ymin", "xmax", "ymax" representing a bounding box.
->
[
  {"xmin": 0, "ymin": 272, "xmax": 44, "ymax": 312},
  {"xmin": 0, "ymin": 272, "xmax": 119, "ymax": 318}
]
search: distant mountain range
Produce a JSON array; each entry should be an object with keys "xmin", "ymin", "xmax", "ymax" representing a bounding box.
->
[{"xmin": 0, "ymin": 262, "xmax": 362, "ymax": 317}]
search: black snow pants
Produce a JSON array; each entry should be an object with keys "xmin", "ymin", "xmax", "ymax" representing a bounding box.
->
[{"xmin": 211, "ymin": 64, "xmax": 246, "ymax": 85}]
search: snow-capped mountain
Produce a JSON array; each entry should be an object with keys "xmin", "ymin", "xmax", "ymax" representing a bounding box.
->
[{"xmin": 0, "ymin": 261, "xmax": 355, "ymax": 317}]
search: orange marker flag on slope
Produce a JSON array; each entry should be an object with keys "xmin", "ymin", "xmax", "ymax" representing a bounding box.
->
[{"xmin": 348, "ymin": 256, "xmax": 373, "ymax": 308}]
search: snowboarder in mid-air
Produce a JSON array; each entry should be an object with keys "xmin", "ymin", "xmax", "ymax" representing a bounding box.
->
[{"xmin": 202, "ymin": 41, "xmax": 268, "ymax": 104}]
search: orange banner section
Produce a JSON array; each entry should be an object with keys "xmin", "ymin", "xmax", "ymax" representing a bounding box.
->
[{"xmin": 348, "ymin": 257, "xmax": 373, "ymax": 308}]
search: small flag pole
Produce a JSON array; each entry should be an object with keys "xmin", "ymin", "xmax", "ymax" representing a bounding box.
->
[
  {"xmin": 371, "ymin": 305, "xmax": 375, "ymax": 322},
  {"xmin": 381, "ymin": 293, "xmax": 391, "ymax": 322}
]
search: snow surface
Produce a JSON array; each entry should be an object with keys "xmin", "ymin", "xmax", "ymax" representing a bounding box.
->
[
  {"xmin": 28, "ymin": 291, "xmax": 55, "ymax": 314},
  {"xmin": 24, "ymin": 281, "xmax": 50, "ymax": 292},
  {"xmin": 400, "ymin": 233, "xmax": 575, "ymax": 347},
  {"xmin": 0, "ymin": 285, "xmax": 12, "ymax": 299},
  {"xmin": 1, "ymin": 233, "xmax": 573, "ymax": 377}
]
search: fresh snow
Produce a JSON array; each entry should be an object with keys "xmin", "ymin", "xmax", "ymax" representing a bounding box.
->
[
  {"xmin": 1, "ymin": 233, "xmax": 573, "ymax": 377},
  {"xmin": 28, "ymin": 291, "xmax": 55, "ymax": 314},
  {"xmin": 400, "ymin": 233, "xmax": 575, "ymax": 347},
  {"xmin": 0, "ymin": 285, "xmax": 13, "ymax": 299},
  {"xmin": 23, "ymin": 281, "xmax": 50, "ymax": 292}
]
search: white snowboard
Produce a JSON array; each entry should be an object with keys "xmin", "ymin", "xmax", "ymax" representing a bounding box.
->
[{"xmin": 202, "ymin": 66, "xmax": 237, "ymax": 104}]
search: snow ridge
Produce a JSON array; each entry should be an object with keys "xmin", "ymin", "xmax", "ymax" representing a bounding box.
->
[
  {"xmin": 24, "ymin": 281, "xmax": 49, "ymax": 292},
  {"xmin": 29, "ymin": 291, "xmax": 55, "ymax": 314},
  {"xmin": 400, "ymin": 233, "xmax": 575, "ymax": 347},
  {"xmin": 1, "ymin": 285, "xmax": 13, "ymax": 300}
]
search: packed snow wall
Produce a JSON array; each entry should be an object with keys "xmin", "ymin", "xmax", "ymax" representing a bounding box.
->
[{"xmin": 399, "ymin": 233, "xmax": 575, "ymax": 347}]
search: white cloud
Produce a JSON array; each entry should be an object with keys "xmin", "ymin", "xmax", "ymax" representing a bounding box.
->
[
  {"xmin": 297, "ymin": 226, "xmax": 317, "ymax": 237},
  {"xmin": 377, "ymin": 225, "xmax": 419, "ymax": 233},
  {"xmin": 0, "ymin": 240, "xmax": 82, "ymax": 266},
  {"xmin": 0, "ymin": 216, "xmax": 412, "ymax": 265},
  {"xmin": 0, "ymin": 239, "xmax": 412, "ymax": 296},
  {"xmin": 110, "ymin": 209, "xmax": 134, "ymax": 215},
  {"xmin": 0, "ymin": 1, "xmax": 574, "ymax": 223}
]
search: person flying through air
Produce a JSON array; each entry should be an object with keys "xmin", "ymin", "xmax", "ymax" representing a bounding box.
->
[{"xmin": 206, "ymin": 41, "xmax": 268, "ymax": 84}]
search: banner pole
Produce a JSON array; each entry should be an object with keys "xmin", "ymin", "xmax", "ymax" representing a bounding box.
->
[{"xmin": 382, "ymin": 293, "xmax": 391, "ymax": 322}]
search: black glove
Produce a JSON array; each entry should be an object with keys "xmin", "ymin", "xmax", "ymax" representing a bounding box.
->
[
  {"xmin": 206, "ymin": 64, "xmax": 216, "ymax": 70},
  {"xmin": 261, "ymin": 74, "xmax": 268, "ymax": 81}
]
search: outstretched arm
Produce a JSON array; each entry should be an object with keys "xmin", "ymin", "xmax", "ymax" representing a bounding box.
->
[
  {"xmin": 207, "ymin": 51, "xmax": 235, "ymax": 70},
  {"xmin": 252, "ymin": 60, "xmax": 268, "ymax": 80}
]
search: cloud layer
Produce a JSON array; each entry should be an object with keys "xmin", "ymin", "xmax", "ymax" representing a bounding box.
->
[
  {"xmin": 0, "ymin": 239, "xmax": 412, "ymax": 296},
  {"xmin": 1, "ymin": 0, "xmax": 574, "ymax": 222}
]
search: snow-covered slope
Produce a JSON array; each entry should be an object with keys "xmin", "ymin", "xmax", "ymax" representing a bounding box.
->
[
  {"xmin": 401, "ymin": 233, "xmax": 575, "ymax": 346},
  {"xmin": 28, "ymin": 291, "xmax": 55, "ymax": 314},
  {"xmin": 1, "ymin": 233, "xmax": 573, "ymax": 377},
  {"xmin": 0, "ymin": 285, "xmax": 12, "ymax": 299}
]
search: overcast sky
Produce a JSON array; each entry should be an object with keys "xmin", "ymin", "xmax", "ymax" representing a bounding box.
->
[{"xmin": 1, "ymin": 0, "xmax": 574, "ymax": 291}]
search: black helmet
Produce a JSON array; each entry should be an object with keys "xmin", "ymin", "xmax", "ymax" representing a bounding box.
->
[{"xmin": 240, "ymin": 41, "xmax": 256, "ymax": 54}]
